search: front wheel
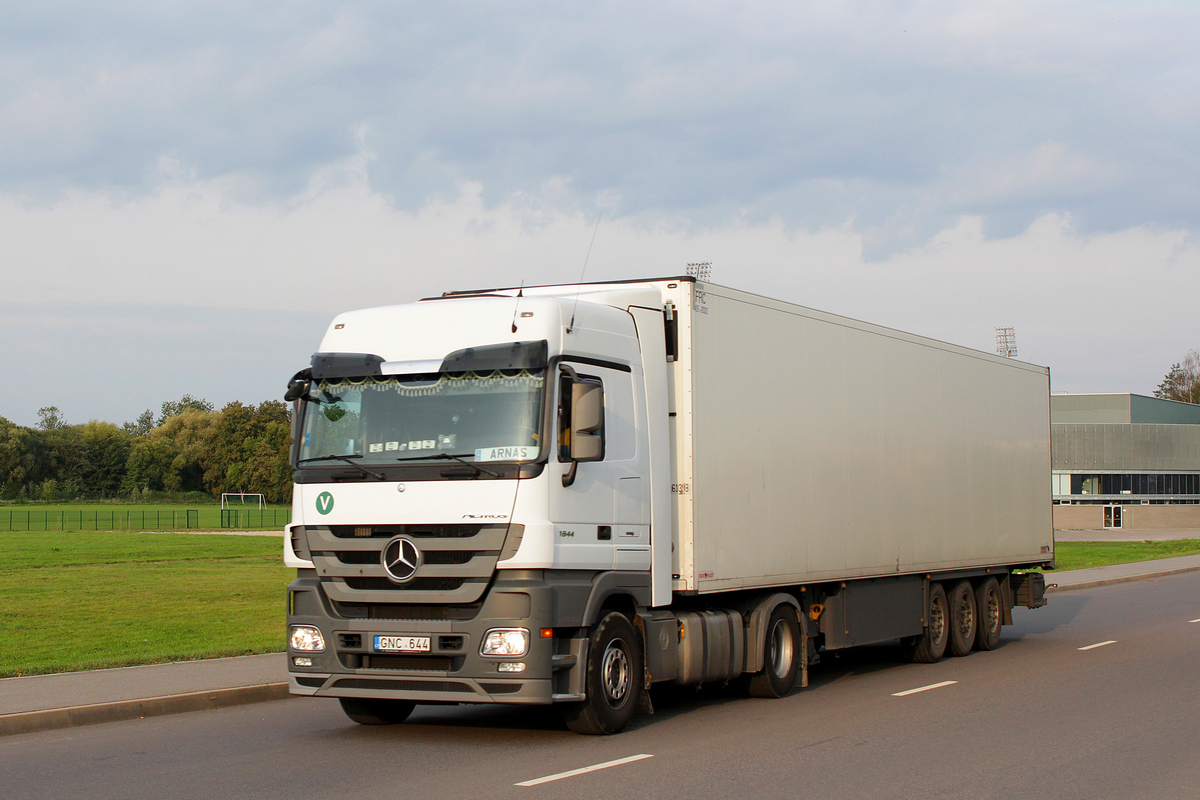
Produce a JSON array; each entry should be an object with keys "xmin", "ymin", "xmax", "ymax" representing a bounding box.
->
[
  {"xmin": 562, "ymin": 612, "xmax": 643, "ymax": 735},
  {"xmin": 338, "ymin": 697, "xmax": 416, "ymax": 725}
]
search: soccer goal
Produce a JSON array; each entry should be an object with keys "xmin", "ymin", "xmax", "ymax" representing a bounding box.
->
[{"xmin": 221, "ymin": 492, "xmax": 265, "ymax": 510}]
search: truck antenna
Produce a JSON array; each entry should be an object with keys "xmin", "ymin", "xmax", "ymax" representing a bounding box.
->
[
  {"xmin": 511, "ymin": 282, "xmax": 524, "ymax": 333},
  {"xmin": 567, "ymin": 211, "xmax": 603, "ymax": 334}
]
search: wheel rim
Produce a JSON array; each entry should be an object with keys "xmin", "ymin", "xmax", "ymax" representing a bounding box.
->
[
  {"xmin": 600, "ymin": 638, "xmax": 631, "ymax": 705},
  {"xmin": 929, "ymin": 595, "xmax": 946, "ymax": 643},
  {"xmin": 985, "ymin": 591, "xmax": 1000, "ymax": 634},
  {"xmin": 958, "ymin": 593, "xmax": 975, "ymax": 639},
  {"xmin": 768, "ymin": 618, "xmax": 795, "ymax": 678}
]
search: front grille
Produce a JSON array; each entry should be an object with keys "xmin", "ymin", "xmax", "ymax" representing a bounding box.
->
[
  {"xmin": 336, "ymin": 550, "xmax": 473, "ymax": 566},
  {"xmin": 328, "ymin": 524, "xmax": 482, "ymax": 539},
  {"xmin": 333, "ymin": 678, "xmax": 471, "ymax": 693},
  {"xmin": 344, "ymin": 576, "xmax": 472, "ymax": 592},
  {"xmin": 297, "ymin": 523, "xmax": 518, "ymax": 605},
  {"xmin": 295, "ymin": 676, "xmax": 326, "ymax": 688},
  {"xmin": 423, "ymin": 551, "xmax": 475, "ymax": 565},
  {"xmin": 479, "ymin": 683, "xmax": 522, "ymax": 694},
  {"xmin": 329, "ymin": 601, "xmax": 483, "ymax": 620},
  {"xmin": 336, "ymin": 551, "xmax": 378, "ymax": 565},
  {"xmin": 365, "ymin": 654, "xmax": 456, "ymax": 671}
]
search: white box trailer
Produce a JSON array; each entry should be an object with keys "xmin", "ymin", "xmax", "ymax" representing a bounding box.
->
[
  {"xmin": 283, "ymin": 276, "xmax": 1052, "ymax": 735},
  {"xmin": 672, "ymin": 282, "xmax": 1052, "ymax": 593}
]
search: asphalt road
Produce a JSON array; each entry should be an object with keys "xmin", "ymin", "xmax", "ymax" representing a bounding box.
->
[{"xmin": 3, "ymin": 572, "xmax": 1198, "ymax": 800}]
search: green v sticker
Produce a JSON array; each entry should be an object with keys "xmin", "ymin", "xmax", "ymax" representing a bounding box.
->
[{"xmin": 316, "ymin": 491, "xmax": 334, "ymax": 515}]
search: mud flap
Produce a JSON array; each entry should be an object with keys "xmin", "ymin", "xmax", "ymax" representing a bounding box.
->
[
  {"xmin": 796, "ymin": 606, "xmax": 809, "ymax": 689},
  {"xmin": 633, "ymin": 613, "xmax": 655, "ymax": 714}
]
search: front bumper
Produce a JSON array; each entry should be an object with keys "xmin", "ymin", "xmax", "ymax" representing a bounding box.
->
[{"xmin": 286, "ymin": 569, "xmax": 570, "ymax": 705}]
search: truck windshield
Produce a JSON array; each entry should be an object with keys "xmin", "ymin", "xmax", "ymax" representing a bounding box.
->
[{"xmin": 297, "ymin": 369, "xmax": 544, "ymax": 466}]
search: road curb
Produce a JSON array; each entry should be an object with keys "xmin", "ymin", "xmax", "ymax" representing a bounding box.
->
[
  {"xmin": 0, "ymin": 682, "xmax": 292, "ymax": 737},
  {"xmin": 1046, "ymin": 562, "xmax": 1200, "ymax": 593}
]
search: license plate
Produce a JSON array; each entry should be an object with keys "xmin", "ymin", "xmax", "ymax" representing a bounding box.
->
[{"xmin": 373, "ymin": 635, "xmax": 431, "ymax": 653}]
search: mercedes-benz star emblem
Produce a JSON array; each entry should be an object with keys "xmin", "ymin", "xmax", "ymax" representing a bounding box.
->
[{"xmin": 381, "ymin": 537, "xmax": 421, "ymax": 583}]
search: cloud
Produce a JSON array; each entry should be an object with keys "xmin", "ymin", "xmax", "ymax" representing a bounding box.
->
[
  {"xmin": 2, "ymin": 2, "xmax": 1198, "ymax": 425},
  {"xmin": 1, "ymin": 162, "xmax": 1196, "ymax": 429},
  {"xmin": 3, "ymin": 1, "xmax": 1199, "ymax": 245}
]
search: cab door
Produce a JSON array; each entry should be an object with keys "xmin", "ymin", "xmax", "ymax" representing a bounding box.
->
[{"xmin": 549, "ymin": 360, "xmax": 649, "ymax": 570}]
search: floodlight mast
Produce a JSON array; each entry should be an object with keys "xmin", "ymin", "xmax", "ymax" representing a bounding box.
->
[
  {"xmin": 995, "ymin": 326, "xmax": 1018, "ymax": 358},
  {"xmin": 686, "ymin": 261, "xmax": 712, "ymax": 280}
]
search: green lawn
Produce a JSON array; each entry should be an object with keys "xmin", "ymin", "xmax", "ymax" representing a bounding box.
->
[
  {"xmin": 3, "ymin": 531, "xmax": 1198, "ymax": 678},
  {"xmin": 0, "ymin": 531, "xmax": 291, "ymax": 677},
  {"xmin": 1052, "ymin": 539, "xmax": 1200, "ymax": 571},
  {"xmin": 0, "ymin": 502, "xmax": 291, "ymax": 532}
]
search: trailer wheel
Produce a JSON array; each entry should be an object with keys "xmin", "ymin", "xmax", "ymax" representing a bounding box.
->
[
  {"xmin": 947, "ymin": 580, "xmax": 977, "ymax": 657},
  {"xmin": 904, "ymin": 582, "xmax": 949, "ymax": 663},
  {"xmin": 973, "ymin": 578, "xmax": 1003, "ymax": 651},
  {"xmin": 562, "ymin": 612, "xmax": 643, "ymax": 735},
  {"xmin": 748, "ymin": 605, "xmax": 801, "ymax": 698},
  {"xmin": 338, "ymin": 697, "xmax": 416, "ymax": 725}
]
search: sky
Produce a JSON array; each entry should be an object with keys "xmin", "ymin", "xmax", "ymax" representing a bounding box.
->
[{"xmin": 2, "ymin": 1, "xmax": 1199, "ymax": 428}]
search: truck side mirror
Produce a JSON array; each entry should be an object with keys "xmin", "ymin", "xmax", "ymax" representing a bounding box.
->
[
  {"xmin": 560, "ymin": 366, "xmax": 605, "ymax": 487},
  {"xmin": 284, "ymin": 370, "xmax": 313, "ymax": 403},
  {"xmin": 569, "ymin": 382, "xmax": 604, "ymax": 461}
]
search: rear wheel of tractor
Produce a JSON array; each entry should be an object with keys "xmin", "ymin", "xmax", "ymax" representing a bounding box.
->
[
  {"xmin": 338, "ymin": 697, "xmax": 416, "ymax": 725},
  {"xmin": 973, "ymin": 578, "xmax": 1003, "ymax": 651},
  {"xmin": 748, "ymin": 605, "xmax": 801, "ymax": 698},
  {"xmin": 562, "ymin": 612, "xmax": 643, "ymax": 735},
  {"xmin": 904, "ymin": 582, "xmax": 949, "ymax": 663},
  {"xmin": 947, "ymin": 580, "xmax": 977, "ymax": 657}
]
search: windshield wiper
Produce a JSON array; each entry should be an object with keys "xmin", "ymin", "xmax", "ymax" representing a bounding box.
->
[
  {"xmin": 297, "ymin": 454, "xmax": 385, "ymax": 480},
  {"xmin": 395, "ymin": 452, "xmax": 502, "ymax": 478}
]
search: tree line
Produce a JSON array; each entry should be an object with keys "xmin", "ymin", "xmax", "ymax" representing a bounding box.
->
[
  {"xmin": 1155, "ymin": 349, "xmax": 1200, "ymax": 404},
  {"xmin": 2, "ymin": 348, "xmax": 1195, "ymax": 505},
  {"xmin": 0, "ymin": 395, "xmax": 292, "ymax": 504}
]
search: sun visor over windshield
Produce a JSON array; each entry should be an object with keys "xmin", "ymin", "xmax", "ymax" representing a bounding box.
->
[
  {"xmin": 440, "ymin": 340, "xmax": 549, "ymax": 373},
  {"xmin": 310, "ymin": 352, "xmax": 386, "ymax": 379}
]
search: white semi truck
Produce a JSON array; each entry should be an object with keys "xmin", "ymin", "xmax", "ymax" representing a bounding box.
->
[{"xmin": 283, "ymin": 277, "xmax": 1052, "ymax": 734}]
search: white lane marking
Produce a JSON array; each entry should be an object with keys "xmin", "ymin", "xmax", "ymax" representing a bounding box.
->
[
  {"xmin": 515, "ymin": 754, "xmax": 654, "ymax": 787},
  {"xmin": 891, "ymin": 680, "xmax": 958, "ymax": 697},
  {"xmin": 1190, "ymin": 619, "xmax": 1200, "ymax": 624},
  {"xmin": 1078, "ymin": 640, "xmax": 1117, "ymax": 651}
]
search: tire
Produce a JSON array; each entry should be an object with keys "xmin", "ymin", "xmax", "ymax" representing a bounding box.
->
[
  {"xmin": 338, "ymin": 697, "xmax": 416, "ymax": 725},
  {"xmin": 904, "ymin": 582, "xmax": 949, "ymax": 663},
  {"xmin": 974, "ymin": 578, "xmax": 1003, "ymax": 651},
  {"xmin": 562, "ymin": 612, "xmax": 643, "ymax": 735},
  {"xmin": 947, "ymin": 580, "xmax": 977, "ymax": 658},
  {"xmin": 748, "ymin": 605, "xmax": 801, "ymax": 698}
]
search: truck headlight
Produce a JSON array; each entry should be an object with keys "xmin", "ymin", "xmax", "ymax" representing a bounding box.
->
[
  {"xmin": 481, "ymin": 628, "xmax": 529, "ymax": 657},
  {"xmin": 289, "ymin": 625, "xmax": 325, "ymax": 652}
]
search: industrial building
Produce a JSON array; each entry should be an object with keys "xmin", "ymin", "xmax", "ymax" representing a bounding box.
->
[{"xmin": 1052, "ymin": 393, "xmax": 1200, "ymax": 530}]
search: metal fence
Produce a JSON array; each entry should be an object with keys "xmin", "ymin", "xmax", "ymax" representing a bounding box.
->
[{"xmin": 0, "ymin": 507, "xmax": 292, "ymax": 532}]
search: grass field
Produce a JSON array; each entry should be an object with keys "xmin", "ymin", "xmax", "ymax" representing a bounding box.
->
[
  {"xmin": 2, "ymin": 533, "xmax": 1199, "ymax": 678},
  {"xmin": 0, "ymin": 502, "xmax": 291, "ymax": 532},
  {"xmin": 1051, "ymin": 539, "xmax": 1200, "ymax": 571},
  {"xmin": 0, "ymin": 530, "xmax": 291, "ymax": 677}
]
